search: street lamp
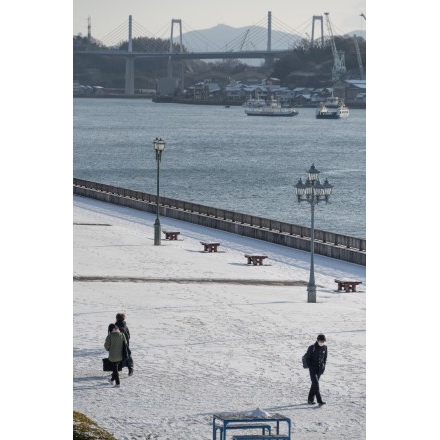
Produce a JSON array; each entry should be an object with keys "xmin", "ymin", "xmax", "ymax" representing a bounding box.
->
[
  {"xmin": 153, "ymin": 137, "xmax": 166, "ymax": 245},
  {"xmin": 293, "ymin": 164, "xmax": 333, "ymax": 303}
]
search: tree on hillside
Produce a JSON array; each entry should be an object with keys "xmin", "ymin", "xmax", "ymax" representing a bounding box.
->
[
  {"xmin": 73, "ymin": 34, "xmax": 366, "ymax": 89},
  {"xmin": 271, "ymin": 35, "xmax": 366, "ymax": 87}
]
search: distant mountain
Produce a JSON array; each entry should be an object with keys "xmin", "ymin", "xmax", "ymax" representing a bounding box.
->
[
  {"xmin": 344, "ymin": 30, "xmax": 366, "ymax": 39},
  {"xmin": 175, "ymin": 24, "xmax": 301, "ymax": 52},
  {"xmin": 175, "ymin": 24, "xmax": 366, "ymax": 52}
]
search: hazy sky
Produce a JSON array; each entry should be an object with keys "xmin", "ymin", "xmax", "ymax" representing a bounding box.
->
[{"xmin": 73, "ymin": 0, "xmax": 367, "ymax": 39}]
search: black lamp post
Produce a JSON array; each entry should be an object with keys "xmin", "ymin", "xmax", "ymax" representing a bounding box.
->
[
  {"xmin": 153, "ymin": 137, "xmax": 165, "ymax": 245},
  {"xmin": 293, "ymin": 164, "xmax": 333, "ymax": 303}
]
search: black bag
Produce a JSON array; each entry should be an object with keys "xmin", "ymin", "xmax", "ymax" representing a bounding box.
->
[
  {"xmin": 122, "ymin": 340, "xmax": 131, "ymax": 363},
  {"xmin": 302, "ymin": 353, "xmax": 309, "ymax": 369},
  {"xmin": 102, "ymin": 358, "xmax": 122, "ymax": 372},
  {"xmin": 302, "ymin": 345, "xmax": 315, "ymax": 369}
]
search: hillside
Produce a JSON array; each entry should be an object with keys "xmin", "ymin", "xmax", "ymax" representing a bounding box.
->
[
  {"xmin": 73, "ymin": 24, "xmax": 366, "ymax": 90},
  {"xmin": 175, "ymin": 23, "xmax": 365, "ymax": 52}
]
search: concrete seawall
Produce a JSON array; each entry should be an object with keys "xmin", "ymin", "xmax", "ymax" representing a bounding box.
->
[{"xmin": 73, "ymin": 178, "xmax": 366, "ymax": 266}]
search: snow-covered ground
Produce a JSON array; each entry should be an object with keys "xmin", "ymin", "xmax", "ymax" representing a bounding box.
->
[{"xmin": 73, "ymin": 195, "xmax": 366, "ymax": 439}]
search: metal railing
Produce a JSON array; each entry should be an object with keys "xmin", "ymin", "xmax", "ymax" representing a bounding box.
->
[{"xmin": 73, "ymin": 178, "xmax": 366, "ymax": 265}]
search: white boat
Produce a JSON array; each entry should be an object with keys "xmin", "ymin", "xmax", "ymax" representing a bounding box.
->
[
  {"xmin": 242, "ymin": 97, "xmax": 267, "ymax": 108},
  {"xmin": 315, "ymin": 94, "xmax": 349, "ymax": 119},
  {"xmin": 322, "ymin": 94, "xmax": 340, "ymax": 108},
  {"xmin": 244, "ymin": 96, "xmax": 299, "ymax": 117},
  {"xmin": 338, "ymin": 103, "xmax": 349, "ymax": 117}
]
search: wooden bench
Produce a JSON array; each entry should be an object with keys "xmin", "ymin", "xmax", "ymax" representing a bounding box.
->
[
  {"xmin": 334, "ymin": 279, "xmax": 362, "ymax": 292},
  {"xmin": 200, "ymin": 241, "xmax": 221, "ymax": 252},
  {"xmin": 232, "ymin": 435, "xmax": 289, "ymax": 440},
  {"xmin": 245, "ymin": 254, "xmax": 268, "ymax": 265},
  {"xmin": 162, "ymin": 230, "xmax": 180, "ymax": 240},
  {"xmin": 215, "ymin": 423, "xmax": 271, "ymax": 438}
]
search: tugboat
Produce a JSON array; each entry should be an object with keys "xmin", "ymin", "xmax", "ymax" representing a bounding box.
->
[
  {"xmin": 316, "ymin": 102, "xmax": 349, "ymax": 119},
  {"xmin": 315, "ymin": 94, "xmax": 349, "ymax": 119}
]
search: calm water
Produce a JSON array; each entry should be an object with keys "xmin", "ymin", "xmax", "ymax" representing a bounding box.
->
[{"xmin": 73, "ymin": 98, "xmax": 366, "ymax": 238}]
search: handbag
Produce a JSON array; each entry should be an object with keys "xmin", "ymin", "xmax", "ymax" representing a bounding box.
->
[
  {"xmin": 102, "ymin": 358, "xmax": 122, "ymax": 372},
  {"xmin": 302, "ymin": 345, "xmax": 315, "ymax": 369},
  {"xmin": 302, "ymin": 353, "xmax": 309, "ymax": 369},
  {"xmin": 122, "ymin": 339, "xmax": 131, "ymax": 362}
]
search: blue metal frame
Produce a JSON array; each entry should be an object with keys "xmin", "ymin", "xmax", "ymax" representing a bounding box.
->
[{"xmin": 212, "ymin": 412, "xmax": 291, "ymax": 440}]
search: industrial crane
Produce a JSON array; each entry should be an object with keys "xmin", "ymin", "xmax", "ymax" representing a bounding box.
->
[
  {"xmin": 355, "ymin": 12, "xmax": 366, "ymax": 80},
  {"xmin": 353, "ymin": 35, "xmax": 365, "ymax": 80},
  {"xmin": 324, "ymin": 12, "xmax": 346, "ymax": 82}
]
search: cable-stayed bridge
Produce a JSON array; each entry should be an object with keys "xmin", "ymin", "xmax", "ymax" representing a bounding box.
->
[{"xmin": 74, "ymin": 12, "xmax": 331, "ymax": 95}]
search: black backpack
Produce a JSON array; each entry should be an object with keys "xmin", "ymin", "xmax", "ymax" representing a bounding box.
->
[{"xmin": 302, "ymin": 345, "xmax": 315, "ymax": 368}]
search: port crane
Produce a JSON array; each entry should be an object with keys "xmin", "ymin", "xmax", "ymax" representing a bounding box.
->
[
  {"xmin": 355, "ymin": 12, "xmax": 366, "ymax": 80},
  {"xmin": 353, "ymin": 35, "xmax": 365, "ymax": 80},
  {"xmin": 324, "ymin": 12, "xmax": 346, "ymax": 82}
]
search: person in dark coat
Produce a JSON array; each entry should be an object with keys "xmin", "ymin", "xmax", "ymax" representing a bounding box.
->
[
  {"xmin": 115, "ymin": 313, "xmax": 134, "ymax": 376},
  {"xmin": 104, "ymin": 323, "xmax": 127, "ymax": 387},
  {"xmin": 305, "ymin": 334, "xmax": 328, "ymax": 406}
]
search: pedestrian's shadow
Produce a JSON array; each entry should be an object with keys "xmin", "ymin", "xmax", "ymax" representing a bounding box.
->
[
  {"xmin": 74, "ymin": 375, "xmax": 106, "ymax": 382},
  {"xmin": 266, "ymin": 403, "xmax": 319, "ymax": 411}
]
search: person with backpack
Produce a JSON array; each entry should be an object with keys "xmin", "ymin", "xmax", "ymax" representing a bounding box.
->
[
  {"xmin": 304, "ymin": 334, "xmax": 328, "ymax": 406},
  {"xmin": 104, "ymin": 323, "xmax": 127, "ymax": 387},
  {"xmin": 115, "ymin": 313, "xmax": 134, "ymax": 376}
]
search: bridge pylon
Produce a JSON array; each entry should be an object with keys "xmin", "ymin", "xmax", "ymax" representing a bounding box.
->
[
  {"xmin": 125, "ymin": 15, "xmax": 135, "ymax": 95},
  {"xmin": 169, "ymin": 19, "xmax": 184, "ymax": 91},
  {"xmin": 311, "ymin": 15, "xmax": 324, "ymax": 48},
  {"xmin": 267, "ymin": 11, "xmax": 272, "ymax": 51}
]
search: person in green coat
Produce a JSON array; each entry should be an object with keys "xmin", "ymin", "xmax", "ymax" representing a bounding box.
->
[{"xmin": 104, "ymin": 323, "xmax": 127, "ymax": 387}]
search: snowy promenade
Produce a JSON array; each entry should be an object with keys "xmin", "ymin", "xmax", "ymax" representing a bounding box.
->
[{"xmin": 73, "ymin": 195, "xmax": 366, "ymax": 439}]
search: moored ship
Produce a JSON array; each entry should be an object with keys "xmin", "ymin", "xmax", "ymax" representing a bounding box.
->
[
  {"xmin": 244, "ymin": 96, "xmax": 299, "ymax": 117},
  {"xmin": 315, "ymin": 96, "xmax": 349, "ymax": 119}
]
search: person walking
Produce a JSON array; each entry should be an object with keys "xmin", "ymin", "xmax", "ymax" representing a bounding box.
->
[
  {"xmin": 305, "ymin": 334, "xmax": 328, "ymax": 406},
  {"xmin": 115, "ymin": 312, "xmax": 134, "ymax": 376},
  {"xmin": 104, "ymin": 323, "xmax": 127, "ymax": 387}
]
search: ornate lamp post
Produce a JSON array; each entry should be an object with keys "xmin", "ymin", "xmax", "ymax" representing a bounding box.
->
[
  {"xmin": 153, "ymin": 137, "xmax": 166, "ymax": 245},
  {"xmin": 293, "ymin": 164, "xmax": 333, "ymax": 303}
]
